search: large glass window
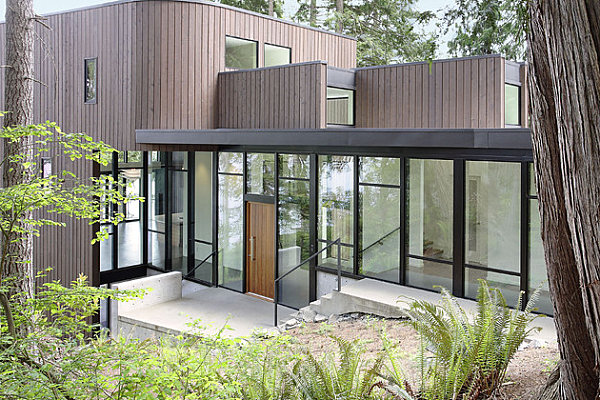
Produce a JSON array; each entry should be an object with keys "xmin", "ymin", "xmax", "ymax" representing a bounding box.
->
[
  {"xmin": 170, "ymin": 152, "xmax": 188, "ymax": 273},
  {"xmin": 326, "ymin": 87, "xmax": 354, "ymax": 126},
  {"xmin": 190, "ymin": 152, "xmax": 214, "ymax": 283},
  {"xmin": 406, "ymin": 159, "xmax": 454, "ymax": 291},
  {"xmin": 264, "ymin": 43, "xmax": 291, "ymax": 67},
  {"xmin": 218, "ymin": 152, "xmax": 244, "ymax": 291},
  {"xmin": 358, "ymin": 157, "xmax": 402, "ymax": 282},
  {"xmin": 465, "ymin": 161, "xmax": 521, "ymax": 304},
  {"xmin": 117, "ymin": 151, "xmax": 143, "ymax": 268},
  {"xmin": 505, "ymin": 84, "xmax": 520, "ymax": 126},
  {"xmin": 99, "ymin": 156, "xmax": 114, "ymax": 272},
  {"xmin": 247, "ymin": 153, "xmax": 275, "ymax": 196},
  {"xmin": 318, "ymin": 155, "xmax": 354, "ymax": 272},
  {"xmin": 148, "ymin": 152, "xmax": 167, "ymax": 269},
  {"xmin": 278, "ymin": 154, "xmax": 310, "ymax": 309},
  {"xmin": 225, "ymin": 36, "xmax": 257, "ymax": 69},
  {"xmin": 84, "ymin": 58, "xmax": 97, "ymax": 104}
]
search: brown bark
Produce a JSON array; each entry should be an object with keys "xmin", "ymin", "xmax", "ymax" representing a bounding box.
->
[
  {"xmin": 309, "ymin": 0, "xmax": 317, "ymax": 27},
  {"xmin": 335, "ymin": 0, "xmax": 343, "ymax": 33},
  {"xmin": 2, "ymin": 0, "xmax": 36, "ymax": 298},
  {"xmin": 268, "ymin": 0, "xmax": 273, "ymax": 16},
  {"xmin": 528, "ymin": 0, "xmax": 600, "ymax": 398}
]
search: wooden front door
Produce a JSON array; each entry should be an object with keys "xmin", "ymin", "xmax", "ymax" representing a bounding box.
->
[{"xmin": 246, "ymin": 202, "xmax": 275, "ymax": 299}]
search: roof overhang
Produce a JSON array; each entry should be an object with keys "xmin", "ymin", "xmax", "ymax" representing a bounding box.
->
[{"xmin": 136, "ymin": 128, "xmax": 532, "ymax": 151}]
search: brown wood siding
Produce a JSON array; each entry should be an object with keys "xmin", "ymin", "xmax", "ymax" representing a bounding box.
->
[
  {"xmin": 355, "ymin": 56, "xmax": 506, "ymax": 129},
  {"xmin": 0, "ymin": 0, "xmax": 354, "ymax": 286},
  {"xmin": 218, "ymin": 63, "xmax": 327, "ymax": 129}
]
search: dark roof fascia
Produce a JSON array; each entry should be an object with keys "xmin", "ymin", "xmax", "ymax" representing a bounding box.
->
[
  {"xmin": 136, "ymin": 128, "xmax": 532, "ymax": 151},
  {"xmin": 17, "ymin": 0, "xmax": 356, "ymax": 41}
]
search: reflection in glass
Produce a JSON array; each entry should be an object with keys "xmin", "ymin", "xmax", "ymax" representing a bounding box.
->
[
  {"xmin": 117, "ymin": 167, "xmax": 143, "ymax": 268},
  {"xmin": 193, "ymin": 152, "xmax": 213, "ymax": 283},
  {"xmin": 326, "ymin": 87, "xmax": 354, "ymax": 126},
  {"xmin": 318, "ymin": 155, "xmax": 353, "ymax": 272},
  {"xmin": 99, "ymin": 224, "xmax": 113, "ymax": 272},
  {"xmin": 279, "ymin": 154, "xmax": 309, "ymax": 179},
  {"xmin": 359, "ymin": 185, "xmax": 400, "ymax": 282},
  {"xmin": 218, "ymin": 174, "xmax": 244, "ymax": 291},
  {"xmin": 529, "ymin": 199, "xmax": 553, "ymax": 314},
  {"xmin": 171, "ymin": 168, "xmax": 187, "ymax": 273},
  {"xmin": 407, "ymin": 159, "xmax": 453, "ymax": 261},
  {"xmin": 148, "ymin": 152, "xmax": 166, "ymax": 269},
  {"xmin": 264, "ymin": 43, "xmax": 291, "ymax": 67},
  {"xmin": 465, "ymin": 161, "xmax": 520, "ymax": 272},
  {"xmin": 406, "ymin": 258, "xmax": 452, "ymax": 291},
  {"xmin": 360, "ymin": 157, "xmax": 401, "ymax": 186},
  {"xmin": 218, "ymin": 152, "xmax": 243, "ymax": 174},
  {"xmin": 247, "ymin": 153, "xmax": 275, "ymax": 196},
  {"xmin": 225, "ymin": 36, "xmax": 257, "ymax": 69},
  {"xmin": 505, "ymin": 84, "xmax": 520, "ymax": 126},
  {"xmin": 278, "ymin": 178, "xmax": 310, "ymax": 308},
  {"xmin": 465, "ymin": 268, "xmax": 520, "ymax": 306}
]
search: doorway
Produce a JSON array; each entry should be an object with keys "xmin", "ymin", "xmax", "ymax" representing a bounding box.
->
[{"xmin": 246, "ymin": 201, "xmax": 275, "ymax": 299}]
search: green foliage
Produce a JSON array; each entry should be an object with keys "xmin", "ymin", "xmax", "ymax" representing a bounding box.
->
[
  {"xmin": 442, "ymin": 0, "xmax": 527, "ymax": 61},
  {"xmin": 399, "ymin": 280, "xmax": 540, "ymax": 399},
  {"xmin": 218, "ymin": 0, "xmax": 284, "ymax": 18},
  {"xmin": 295, "ymin": 0, "xmax": 437, "ymax": 67}
]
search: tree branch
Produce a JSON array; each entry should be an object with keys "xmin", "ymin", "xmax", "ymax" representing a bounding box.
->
[{"xmin": 0, "ymin": 292, "xmax": 16, "ymax": 339}]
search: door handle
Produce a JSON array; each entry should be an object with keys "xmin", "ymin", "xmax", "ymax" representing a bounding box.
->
[{"xmin": 249, "ymin": 236, "xmax": 256, "ymax": 261}]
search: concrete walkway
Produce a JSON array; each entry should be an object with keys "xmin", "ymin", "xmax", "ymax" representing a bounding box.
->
[
  {"xmin": 311, "ymin": 278, "xmax": 557, "ymax": 344},
  {"xmin": 118, "ymin": 281, "xmax": 293, "ymax": 339}
]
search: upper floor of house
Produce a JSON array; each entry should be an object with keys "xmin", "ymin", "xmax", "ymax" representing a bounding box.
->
[{"xmin": 0, "ymin": 0, "xmax": 527, "ymax": 151}]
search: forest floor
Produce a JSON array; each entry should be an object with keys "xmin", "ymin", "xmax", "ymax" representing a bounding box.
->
[{"xmin": 284, "ymin": 315, "xmax": 558, "ymax": 400}]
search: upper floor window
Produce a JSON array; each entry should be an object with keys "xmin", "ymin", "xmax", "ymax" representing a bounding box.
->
[
  {"xmin": 84, "ymin": 58, "xmax": 97, "ymax": 104},
  {"xmin": 326, "ymin": 87, "xmax": 354, "ymax": 126},
  {"xmin": 264, "ymin": 43, "xmax": 291, "ymax": 67},
  {"xmin": 225, "ymin": 36, "xmax": 257, "ymax": 69},
  {"xmin": 505, "ymin": 83, "xmax": 520, "ymax": 126}
]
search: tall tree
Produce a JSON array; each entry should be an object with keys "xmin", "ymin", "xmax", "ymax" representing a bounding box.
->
[
  {"xmin": 443, "ymin": 0, "xmax": 526, "ymax": 61},
  {"xmin": 2, "ymin": 0, "xmax": 36, "ymax": 297},
  {"xmin": 295, "ymin": 0, "xmax": 436, "ymax": 67},
  {"xmin": 528, "ymin": 0, "xmax": 600, "ymax": 398},
  {"xmin": 220, "ymin": 0, "xmax": 284, "ymax": 18}
]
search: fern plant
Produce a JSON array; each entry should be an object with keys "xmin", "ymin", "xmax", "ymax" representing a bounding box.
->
[
  {"xmin": 399, "ymin": 280, "xmax": 540, "ymax": 400},
  {"xmin": 287, "ymin": 336, "xmax": 385, "ymax": 400}
]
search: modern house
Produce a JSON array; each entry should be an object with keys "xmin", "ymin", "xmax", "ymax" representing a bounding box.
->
[{"xmin": 0, "ymin": 0, "xmax": 552, "ymax": 318}]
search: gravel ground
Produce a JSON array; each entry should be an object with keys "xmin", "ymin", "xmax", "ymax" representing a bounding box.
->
[{"xmin": 284, "ymin": 315, "xmax": 558, "ymax": 399}]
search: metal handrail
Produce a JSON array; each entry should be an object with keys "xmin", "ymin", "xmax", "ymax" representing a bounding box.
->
[
  {"xmin": 185, "ymin": 249, "xmax": 218, "ymax": 279},
  {"xmin": 359, "ymin": 226, "xmax": 402, "ymax": 255},
  {"xmin": 274, "ymin": 238, "xmax": 342, "ymax": 326}
]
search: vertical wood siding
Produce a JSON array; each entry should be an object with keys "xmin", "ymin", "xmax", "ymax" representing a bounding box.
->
[
  {"xmin": 0, "ymin": 0, "xmax": 355, "ymax": 286},
  {"xmin": 218, "ymin": 63, "xmax": 327, "ymax": 129},
  {"xmin": 355, "ymin": 56, "xmax": 507, "ymax": 129}
]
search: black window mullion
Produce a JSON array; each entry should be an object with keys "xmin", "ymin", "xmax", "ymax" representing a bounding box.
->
[
  {"xmin": 399, "ymin": 156, "xmax": 407, "ymax": 285},
  {"xmin": 453, "ymin": 159, "xmax": 465, "ymax": 297},
  {"xmin": 111, "ymin": 151, "xmax": 119, "ymax": 270},
  {"xmin": 187, "ymin": 152, "xmax": 196, "ymax": 277},
  {"xmin": 242, "ymin": 152, "xmax": 248, "ymax": 292},
  {"xmin": 274, "ymin": 152, "xmax": 280, "ymax": 293},
  {"xmin": 309, "ymin": 153, "xmax": 318, "ymax": 302},
  {"xmin": 142, "ymin": 151, "xmax": 149, "ymax": 265},
  {"xmin": 353, "ymin": 155, "xmax": 359, "ymax": 276},
  {"xmin": 520, "ymin": 161, "xmax": 529, "ymax": 308},
  {"xmin": 212, "ymin": 151, "xmax": 219, "ymax": 287}
]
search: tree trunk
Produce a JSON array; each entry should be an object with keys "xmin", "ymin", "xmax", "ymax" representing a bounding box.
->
[
  {"xmin": 268, "ymin": 0, "xmax": 273, "ymax": 16},
  {"xmin": 2, "ymin": 0, "xmax": 35, "ymax": 298},
  {"xmin": 309, "ymin": 0, "xmax": 317, "ymax": 27},
  {"xmin": 335, "ymin": 0, "xmax": 343, "ymax": 33},
  {"xmin": 528, "ymin": 0, "xmax": 600, "ymax": 398}
]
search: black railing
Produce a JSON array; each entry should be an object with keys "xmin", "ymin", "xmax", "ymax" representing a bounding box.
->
[
  {"xmin": 185, "ymin": 249, "xmax": 218, "ymax": 279},
  {"xmin": 274, "ymin": 238, "xmax": 342, "ymax": 326},
  {"xmin": 359, "ymin": 226, "xmax": 402, "ymax": 255}
]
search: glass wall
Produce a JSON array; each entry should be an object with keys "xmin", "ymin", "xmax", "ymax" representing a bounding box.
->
[
  {"xmin": 218, "ymin": 152, "xmax": 244, "ymax": 291},
  {"xmin": 406, "ymin": 159, "xmax": 454, "ymax": 291},
  {"xmin": 326, "ymin": 88, "xmax": 354, "ymax": 126},
  {"xmin": 247, "ymin": 153, "xmax": 275, "ymax": 195},
  {"xmin": 318, "ymin": 155, "xmax": 354, "ymax": 272},
  {"xmin": 170, "ymin": 152, "xmax": 188, "ymax": 273},
  {"xmin": 117, "ymin": 151, "xmax": 143, "ymax": 268},
  {"xmin": 278, "ymin": 154, "xmax": 310, "ymax": 308},
  {"xmin": 99, "ymin": 156, "xmax": 114, "ymax": 272},
  {"xmin": 264, "ymin": 43, "xmax": 291, "ymax": 67},
  {"xmin": 464, "ymin": 161, "xmax": 521, "ymax": 305},
  {"xmin": 358, "ymin": 157, "xmax": 402, "ymax": 282},
  {"xmin": 148, "ymin": 152, "xmax": 167, "ymax": 269},
  {"xmin": 190, "ymin": 152, "xmax": 214, "ymax": 283},
  {"xmin": 225, "ymin": 36, "xmax": 257, "ymax": 69}
]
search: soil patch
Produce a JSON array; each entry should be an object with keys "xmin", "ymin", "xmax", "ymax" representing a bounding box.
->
[{"xmin": 284, "ymin": 315, "xmax": 558, "ymax": 400}]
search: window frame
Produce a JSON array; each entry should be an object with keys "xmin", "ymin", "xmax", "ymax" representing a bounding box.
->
[
  {"xmin": 263, "ymin": 42, "xmax": 292, "ymax": 67},
  {"xmin": 84, "ymin": 57, "xmax": 98, "ymax": 104},
  {"xmin": 224, "ymin": 35, "xmax": 259, "ymax": 70},
  {"xmin": 504, "ymin": 83, "xmax": 521, "ymax": 127},
  {"xmin": 326, "ymin": 86, "xmax": 356, "ymax": 127}
]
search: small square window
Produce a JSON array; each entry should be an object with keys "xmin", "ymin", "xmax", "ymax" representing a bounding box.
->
[
  {"xmin": 41, "ymin": 157, "xmax": 52, "ymax": 179},
  {"xmin": 84, "ymin": 58, "xmax": 97, "ymax": 104},
  {"xmin": 264, "ymin": 43, "xmax": 291, "ymax": 67},
  {"xmin": 327, "ymin": 87, "xmax": 355, "ymax": 126},
  {"xmin": 225, "ymin": 36, "xmax": 257, "ymax": 69}
]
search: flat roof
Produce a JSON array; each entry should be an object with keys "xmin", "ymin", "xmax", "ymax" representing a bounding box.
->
[
  {"xmin": 136, "ymin": 128, "xmax": 532, "ymax": 152},
  {"xmin": 24, "ymin": 0, "xmax": 356, "ymax": 41}
]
